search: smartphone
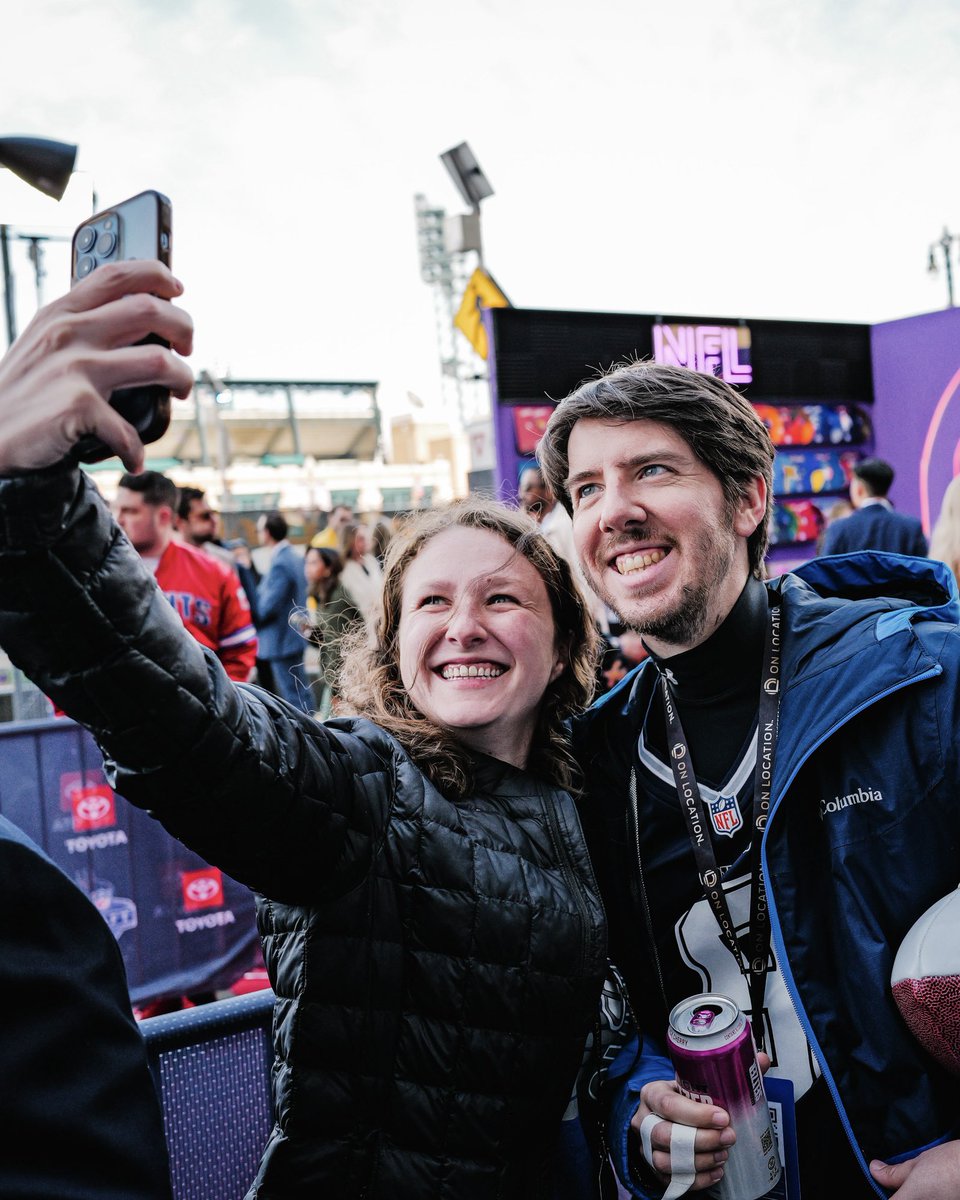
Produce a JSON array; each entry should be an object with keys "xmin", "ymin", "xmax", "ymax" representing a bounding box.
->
[{"xmin": 69, "ymin": 189, "xmax": 174, "ymax": 465}]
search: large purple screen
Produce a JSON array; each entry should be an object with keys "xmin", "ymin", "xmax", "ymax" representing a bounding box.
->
[{"xmin": 870, "ymin": 308, "xmax": 960, "ymax": 533}]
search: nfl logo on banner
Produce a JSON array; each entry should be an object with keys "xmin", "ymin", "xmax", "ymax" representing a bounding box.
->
[{"xmin": 709, "ymin": 794, "xmax": 743, "ymax": 838}]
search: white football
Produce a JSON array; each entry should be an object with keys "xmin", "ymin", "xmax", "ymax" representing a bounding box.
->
[{"xmin": 891, "ymin": 887, "xmax": 960, "ymax": 1076}]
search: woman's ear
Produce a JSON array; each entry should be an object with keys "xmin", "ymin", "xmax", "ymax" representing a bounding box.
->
[{"xmin": 550, "ymin": 641, "xmax": 568, "ymax": 684}]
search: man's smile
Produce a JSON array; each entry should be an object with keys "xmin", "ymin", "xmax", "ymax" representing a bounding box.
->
[{"xmin": 614, "ymin": 548, "xmax": 668, "ymax": 575}]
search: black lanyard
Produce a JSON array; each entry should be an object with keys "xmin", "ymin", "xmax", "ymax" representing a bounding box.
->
[{"xmin": 660, "ymin": 599, "xmax": 782, "ymax": 1049}]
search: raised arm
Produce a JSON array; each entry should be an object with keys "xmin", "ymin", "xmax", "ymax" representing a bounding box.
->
[
  {"xmin": 0, "ymin": 266, "xmax": 391, "ymax": 902},
  {"xmin": 0, "ymin": 259, "xmax": 194, "ymax": 474}
]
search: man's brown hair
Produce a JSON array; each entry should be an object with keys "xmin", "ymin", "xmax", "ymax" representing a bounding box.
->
[{"xmin": 536, "ymin": 359, "xmax": 775, "ymax": 579}]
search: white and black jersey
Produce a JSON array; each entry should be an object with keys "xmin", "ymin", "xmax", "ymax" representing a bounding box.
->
[{"xmin": 634, "ymin": 695, "xmax": 820, "ymax": 1099}]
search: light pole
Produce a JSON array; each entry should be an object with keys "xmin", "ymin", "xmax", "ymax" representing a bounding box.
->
[
  {"xmin": 439, "ymin": 141, "xmax": 494, "ymax": 267},
  {"xmin": 0, "ymin": 221, "xmax": 14, "ymax": 345},
  {"xmin": 0, "ymin": 135, "xmax": 77, "ymax": 345},
  {"xmin": 927, "ymin": 227, "xmax": 960, "ymax": 308}
]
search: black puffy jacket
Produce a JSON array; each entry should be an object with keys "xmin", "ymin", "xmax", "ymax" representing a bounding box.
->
[{"xmin": 0, "ymin": 468, "xmax": 608, "ymax": 1199}]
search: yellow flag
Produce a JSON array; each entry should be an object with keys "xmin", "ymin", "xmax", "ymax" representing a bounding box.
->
[{"xmin": 454, "ymin": 267, "xmax": 510, "ymax": 359}]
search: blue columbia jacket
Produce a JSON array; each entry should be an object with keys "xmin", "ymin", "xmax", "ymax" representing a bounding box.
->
[{"xmin": 572, "ymin": 551, "xmax": 960, "ymax": 1198}]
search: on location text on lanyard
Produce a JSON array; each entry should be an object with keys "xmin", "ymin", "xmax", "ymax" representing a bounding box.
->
[{"xmin": 660, "ymin": 597, "xmax": 782, "ymax": 1051}]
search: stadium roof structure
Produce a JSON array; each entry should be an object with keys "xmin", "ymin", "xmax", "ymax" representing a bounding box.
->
[{"xmin": 149, "ymin": 378, "xmax": 382, "ymax": 467}]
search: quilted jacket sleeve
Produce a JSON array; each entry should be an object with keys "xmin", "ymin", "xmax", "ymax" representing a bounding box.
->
[{"xmin": 0, "ymin": 467, "xmax": 395, "ymax": 904}]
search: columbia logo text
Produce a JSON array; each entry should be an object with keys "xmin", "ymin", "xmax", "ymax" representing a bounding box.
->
[{"xmin": 819, "ymin": 786, "xmax": 883, "ymax": 820}]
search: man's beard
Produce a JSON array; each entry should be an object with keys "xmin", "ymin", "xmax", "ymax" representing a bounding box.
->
[
  {"xmin": 632, "ymin": 573, "xmax": 721, "ymax": 646},
  {"xmin": 591, "ymin": 518, "xmax": 739, "ymax": 649}
]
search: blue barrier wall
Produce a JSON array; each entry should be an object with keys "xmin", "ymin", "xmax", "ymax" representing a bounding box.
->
[{"xmin": 0, "ymin": 717, "xmax": 260, "ymax": 1006}]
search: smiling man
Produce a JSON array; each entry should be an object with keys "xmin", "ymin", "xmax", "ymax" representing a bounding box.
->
[
  {"xmin": 537, "ymin": 360, "xmax": 960, "ymax": 1200},
  {"xmin": 563, "ymin": 417, "xmax": 762, "ymax": 654}
]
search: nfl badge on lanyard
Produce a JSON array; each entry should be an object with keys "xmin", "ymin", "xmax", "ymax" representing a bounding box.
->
[{"xmin": 709, "ymin": 793, "xmax": 743, "ymax": 838}]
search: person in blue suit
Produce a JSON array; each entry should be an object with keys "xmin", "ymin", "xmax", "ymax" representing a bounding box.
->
[
  {"xmin": 0, "ymin": 814, "xmax": 172, "ymax": 1199},
  {"xmin": 820, "ymin": 456, "xmax": 928, "ymax": 556},
  {"xmin": 248, "ymin": 510, "xmax": 311, "ymax": 711}
]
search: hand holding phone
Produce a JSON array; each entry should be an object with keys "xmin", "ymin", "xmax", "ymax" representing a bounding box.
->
[{"xmin": 69, "ymin": 190, "xmax": 174, "ymax": 465}]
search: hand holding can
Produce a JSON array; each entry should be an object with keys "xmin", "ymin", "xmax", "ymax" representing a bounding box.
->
[{"xmin": 667, "ymin": 993, "xmax": 782, "ymax": 1200}]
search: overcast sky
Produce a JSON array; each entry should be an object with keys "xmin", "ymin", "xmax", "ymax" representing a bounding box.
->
[{"xmin": 3, "ymin": 0, "xmax": 960, "ymax": 419}]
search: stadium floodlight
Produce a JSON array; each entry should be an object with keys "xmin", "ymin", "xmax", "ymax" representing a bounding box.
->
[
  {"xmin": 439, "ymin": 142, "xmax": 494, "ymax": 211},
  {"xmin": 0, "ymin": 136, "xmax": 78, "ymax": 346},
  {"xmin": 0, "ymin": 136, "xmax": 77, "ymax": 201}
]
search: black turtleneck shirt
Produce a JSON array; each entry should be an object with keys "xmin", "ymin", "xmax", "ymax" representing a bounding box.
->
[{"xmin": 642, "ymin": 573, "xmax": 770, "ymax": 786}]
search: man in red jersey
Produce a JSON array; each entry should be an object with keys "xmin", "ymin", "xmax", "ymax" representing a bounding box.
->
[{"xmin": 114, "ymin": 471, "xmax": 257, "ymax": 682}]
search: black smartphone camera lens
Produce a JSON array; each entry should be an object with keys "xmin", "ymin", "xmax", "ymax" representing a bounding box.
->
[
  {"xmin": 76, "ymin": 255, "xmax": 97, "ymax": 278},
  {"xmin": 76, "ymin": 226, "xmax": 96, "ymax": 252},
  {"xmin": 95, "ymin": 231, "xmax": 117, "ymax": 257}
]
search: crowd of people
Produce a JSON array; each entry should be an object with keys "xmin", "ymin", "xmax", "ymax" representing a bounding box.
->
[
  {"xmin": 109, "ymin": 461, "xmax": 636, "ymax": 727},
  {"xmin": 0, "ymin": 258, "xmax": 959, "ymax": 1199},
  {"xmin": 93, "ymin": 474, "xmax": 396, "ymax": 720}
]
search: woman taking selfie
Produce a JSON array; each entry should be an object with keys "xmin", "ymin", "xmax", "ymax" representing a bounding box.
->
[{"xmin": 0, "ymin": 265, "xmax": 609, "ymax": 1198}]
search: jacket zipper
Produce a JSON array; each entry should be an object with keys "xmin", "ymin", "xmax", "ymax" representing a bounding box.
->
[
  {"xmin": 628, "ymin": 765, "xmax": 669, "ymax": 1014},
  {"xmin": 540, "ymin": 785, "xmax": 603, "ymax": 974}
]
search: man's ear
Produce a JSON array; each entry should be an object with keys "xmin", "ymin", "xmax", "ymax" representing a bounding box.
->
[{"xmin": 733, "ymin": 476, "xmax": 767, "ymax": 538}]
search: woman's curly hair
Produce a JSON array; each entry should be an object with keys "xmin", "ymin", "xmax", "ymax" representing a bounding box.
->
[{"xmin": 339, "ymin": 498, "xmax": 601, "ymax": 799}]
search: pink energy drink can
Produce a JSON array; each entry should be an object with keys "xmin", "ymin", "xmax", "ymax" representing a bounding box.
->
[{"xmin": 667, "ymin": 994, "xmax": 782, "ymax": 1200}]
